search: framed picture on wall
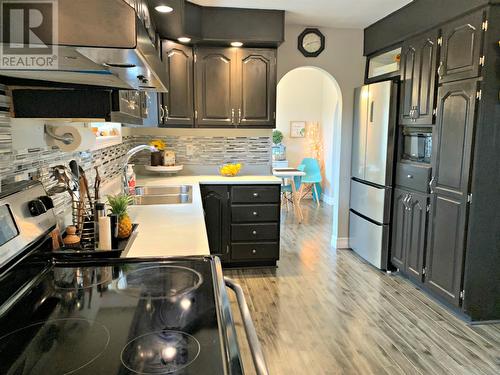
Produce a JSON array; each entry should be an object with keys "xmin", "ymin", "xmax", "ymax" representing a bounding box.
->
[{"xmin": 290, "ymin": 121, "xmax": 306, "ymax": 138}]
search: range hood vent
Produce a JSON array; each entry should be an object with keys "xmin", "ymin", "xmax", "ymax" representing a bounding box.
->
[{"xmin": 0, "ymin": 0, "xmax": 167, "ymax": 92}]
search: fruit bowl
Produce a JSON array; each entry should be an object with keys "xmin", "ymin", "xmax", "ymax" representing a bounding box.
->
[{"xmin": 219, "ymin": 163, "xmax": 242, "ymax": 177}]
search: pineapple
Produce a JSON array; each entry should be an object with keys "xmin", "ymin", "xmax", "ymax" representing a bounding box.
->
[{"xmin": 107, "ymin": 194, "xmax": 134, "ymax": 239}]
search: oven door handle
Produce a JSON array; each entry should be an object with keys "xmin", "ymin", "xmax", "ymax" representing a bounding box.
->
[{"xmin": 224, "ymin": 277, "xmax": 269, "ymax": 375}]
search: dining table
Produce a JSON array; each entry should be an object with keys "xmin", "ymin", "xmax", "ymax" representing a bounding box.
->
[{"xmin": 272, "ymin": 167, "xmax": 306, "ymax": 223}]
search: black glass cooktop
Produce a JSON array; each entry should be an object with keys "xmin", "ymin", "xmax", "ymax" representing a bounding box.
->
[{"xmin": 0, "ymin": 258, "xmax": 229, "ymax": 375}]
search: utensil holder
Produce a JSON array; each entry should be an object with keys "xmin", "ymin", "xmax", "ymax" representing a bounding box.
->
[{"xmin": 72, "ymin": 199, "xmax": 95, "ymax": 249}]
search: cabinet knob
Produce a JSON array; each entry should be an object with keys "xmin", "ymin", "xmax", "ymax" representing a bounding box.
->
[
  {"xmin": 253, "ymin": 192, "xmax": 259, "ymax": 197},
  {"xmin": 252, "ymin": 211, "xmax": 258, "ymax": 216},
  {"xmin": 407, "ymin": 174, "xmax": 413, "ymax": 179},
  {"xmin": 252, "ymin": 230, "xmax": 257, "ymax": 235},
  {"xmin": 252, "ymin": 249, "xmax": 257, "ymax": 254}
]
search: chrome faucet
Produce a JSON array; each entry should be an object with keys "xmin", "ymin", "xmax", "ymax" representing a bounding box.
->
[{"xmin": 122, "ymin": 145, "xmax": 157, "ymax": 194}]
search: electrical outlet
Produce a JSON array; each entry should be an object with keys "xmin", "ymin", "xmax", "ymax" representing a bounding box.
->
[{"xmin": 186, "ymin": 144, "xmax": 196, "ymax": 156}]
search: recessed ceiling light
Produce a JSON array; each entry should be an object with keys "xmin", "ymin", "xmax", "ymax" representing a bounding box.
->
[
  {"xmin": 177, "ymin": 37, "xmax": 191, "ymax": 43},
  {"xmin": 155, "ymin": 5, "xmax": 173, "ymax": 13},
  {"xmin": 230, "ymin": 41, "xmax": 243, "ymax": 47}
]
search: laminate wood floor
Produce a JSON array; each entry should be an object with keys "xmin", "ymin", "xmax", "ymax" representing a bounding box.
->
[{"xmin": 225, "ymin": 201, "xmax": 500, "ymax": 375}]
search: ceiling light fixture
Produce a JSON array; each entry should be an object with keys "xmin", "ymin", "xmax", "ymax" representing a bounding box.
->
[
  {"xmin": 155, "ymin": 5, "xmax": 173, "ymax": 13},
  {"xmin": 230, "ymin": 41, "xmax": 243, "ymax": 47},
  {"xmin": 177, "ymin": 37, "xmax": 191, "ymax": 43}
]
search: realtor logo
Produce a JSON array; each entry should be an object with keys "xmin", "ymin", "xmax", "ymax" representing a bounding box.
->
[{"xmin": 0, "ymin": 0, "xmax": 58, "ymax": 69}]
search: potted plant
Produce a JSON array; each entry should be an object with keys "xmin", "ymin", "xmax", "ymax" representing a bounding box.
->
[
  {"xmin": 272, "ymin": 130, "xmax": 286, "ymax": 161},
  {"xmin": 149, "ymin": 139, "xmax": 165, "ymax": 166}
]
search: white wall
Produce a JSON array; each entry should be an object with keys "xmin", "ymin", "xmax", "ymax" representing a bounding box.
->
[
  {"xmin": 278, "ymin": 25, "xmax": 365, "ymax": 248},
  {"xmin": 276, "ymin": 67, "xmax": 340, "ymax": 203}
]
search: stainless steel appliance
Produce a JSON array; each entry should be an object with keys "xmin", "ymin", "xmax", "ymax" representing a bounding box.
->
[
  {"xmin": 0, "ymin": 181, "xmax": 268, "ymax": 374},
  {"xmin": 349, "ymin": 81, "xmax": 397, "ymax": 270},
  {"xmin": 401, "ymin": 128, "xmax": 432, "ymax": 163},
  {"xmin": 0, "ymin": 0, "xmax": 167, "ymax": 92}
]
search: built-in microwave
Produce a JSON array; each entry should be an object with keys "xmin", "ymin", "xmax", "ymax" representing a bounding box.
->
[{"xmin": 401, "ymin": 128, "xmax": 432, "ymax": 163}]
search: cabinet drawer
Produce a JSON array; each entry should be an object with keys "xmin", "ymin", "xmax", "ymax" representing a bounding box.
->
[
  {"xmin": 395, "ymin": 163, "xmax": 431, "ymax": 193},
  {"xmin": 231, "ymin": 186, "xmax": 280, "ymax": 204},
  {"xmin": 231, "ymin": 223, "xmax": 279, "ymax": 241},
  {"xmin": 231, "ymin": 204, "xmax": 279, "ymax": 223},
  {"xmin": 231, "ymin": 242, "xmax": 279, "ymax": 261}
]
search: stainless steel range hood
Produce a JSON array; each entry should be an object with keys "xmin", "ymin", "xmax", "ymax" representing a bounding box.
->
[{"xmin": 0, "ymin": 0, "xmax": 167, "ymax": 92}]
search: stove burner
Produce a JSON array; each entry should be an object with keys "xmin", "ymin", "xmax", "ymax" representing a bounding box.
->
[
  {"xmin": 116, "ymin": 265, "xmax": 203, "ymax": 300},
  {"xmin": 121, "ymin": 330, "xmax": 200, "ymax": 374},
  {"xmin": 0, "ymin": 318, "xmax": 110, "ymax": 374},
  {"xmin": 54, "ymin": 267, "xmax": 113, "ymax": 291}
]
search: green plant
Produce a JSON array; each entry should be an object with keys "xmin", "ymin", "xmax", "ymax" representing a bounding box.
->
[{"xmin": 272, "ymin": 130, "xmax": 284, "ymax": 145}]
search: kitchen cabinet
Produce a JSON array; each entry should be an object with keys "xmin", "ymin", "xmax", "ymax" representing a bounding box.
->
[
  {"xmin": 201, "ymin": 184, "xmax": 281, "ymax": 266},
  {"xmin": 425, "ymin": 79, "xmax": 479, "ymax": 307},
  {"xmin": 194, "ymin": 47, "xmax": 277, "ymax": 128},
  {"xmin": 400, "ymin": 29, "xmax": 439, "ymax": 126},
  {"xmin": 237, "ymin": 49, "xmax": 277, "ymax": 127},
  {"xmin": 391, "ymin": 188, "xmax": 428, "ymax": 283},
  {"xmin": 438, "ymin": 9, "xmax": 486, "ymax": 83},
  {"xmin": 200, "ymin": 185, "xmax": 230, "ymax": 263},
  {"xmin": 160, "ymin": 40, "xmax": 195, "ymax": 127}
]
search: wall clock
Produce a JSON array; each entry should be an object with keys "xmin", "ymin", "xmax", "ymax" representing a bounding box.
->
[{"xmin": 298, "ymin": 28, "xmax": 325, "ymax": 57}]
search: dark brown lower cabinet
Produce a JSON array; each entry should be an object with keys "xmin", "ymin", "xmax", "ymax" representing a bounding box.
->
[
  {"xmin": 391, "ymin": 188, "xmax": 428, "ymax": 283},
  {"xmin": 201, "ymin": 184, "xmax": 281, "ymax": 266}
]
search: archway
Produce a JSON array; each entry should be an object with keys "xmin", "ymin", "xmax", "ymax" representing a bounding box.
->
[{"xmin": 276, "ymin": 66, "xmax": 344, "ymax": 247}]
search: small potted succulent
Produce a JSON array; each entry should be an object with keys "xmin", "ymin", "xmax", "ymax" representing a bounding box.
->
[{"xmin": 272, "ymin": 130, "xmax": 286, "ymax": 161}]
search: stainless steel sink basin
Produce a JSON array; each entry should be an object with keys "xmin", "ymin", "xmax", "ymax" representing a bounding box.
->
[{"xmin": 131, "ymin": 185, "xmax": 193, "ymax": 205}]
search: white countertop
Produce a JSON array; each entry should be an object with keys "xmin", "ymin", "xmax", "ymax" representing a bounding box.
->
[{"xmin": 123, "ymin": 174, "xmax": 282, "ymax": 258}]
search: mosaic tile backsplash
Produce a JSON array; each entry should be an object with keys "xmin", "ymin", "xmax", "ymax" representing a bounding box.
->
[{"xmin": 0, "ymin": 110, "xmax": 272, "ymax": 217}]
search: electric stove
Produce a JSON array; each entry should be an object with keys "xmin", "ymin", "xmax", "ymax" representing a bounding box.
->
[{"xmin": 0, "ymin": 181, "xmax": 267, "ymax": 375}]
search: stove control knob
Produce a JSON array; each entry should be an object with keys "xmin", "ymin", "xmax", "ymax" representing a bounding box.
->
[{"xmin": 28, "ymin": 199, "xmax": 47, "ymax": 217}]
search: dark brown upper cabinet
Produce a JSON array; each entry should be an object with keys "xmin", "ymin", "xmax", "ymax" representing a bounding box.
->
[
  {"xmin": 400, "ymin": 29, "xmax": 439, "ymax": 126},
  {"xmin": 160, "ymin": 40, "xmax": 195, "ymax": 127},
  {"xmin": 438, "ymin": 10, "xmax": 486, "ymax": 84},
  {"xmin": 194, "ymin": 47, "xmax": 276, "ymax": 128},
  {"xmin": 195, "ymin": 47, "xmax": 239, "ymax": 127},
  {"xmin": 237, "ymin": 49, "xmax": 277, "ymax": 127},
  {"xmin": 425, "ymin": 79, "xmax": 479, "ymax": 307}
]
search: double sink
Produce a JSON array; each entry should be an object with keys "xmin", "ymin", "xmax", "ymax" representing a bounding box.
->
[{"xmin": 131, "ymin": 185, "xmax": 193, "ymax": 205}]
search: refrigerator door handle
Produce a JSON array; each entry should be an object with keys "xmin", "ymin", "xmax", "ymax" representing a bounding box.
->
[{"xmin": 369, "ymin": 100, "xmax": 375, "ymax": 123}]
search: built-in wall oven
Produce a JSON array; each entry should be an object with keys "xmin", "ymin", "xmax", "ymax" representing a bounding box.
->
[{"xmin": 401, "ymin": 128, "xmax": 432, "ymax": 163}]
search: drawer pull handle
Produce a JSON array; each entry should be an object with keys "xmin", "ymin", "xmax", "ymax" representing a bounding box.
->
[
  {"xmin": 252, "ymin": 211, "xmax": 258, "ymax": 216},
  {"xmin": 252, "ymin": 249, "xmax": 257, "ymax": 254},
  {"xmin": 253, "ymin": 192, "xmax": 259, "ymax": 197},
  {"xmin": 407, "ymin": 174, "xmax": 413, "ymax": 179},
  {"xmin": 252, "ymin": 230, "xmax": 257, "ymax": 235}
]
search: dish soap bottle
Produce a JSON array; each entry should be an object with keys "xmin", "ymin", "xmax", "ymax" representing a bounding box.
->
[{"xmin": 126, "ymin": 164, "xmax": 136, "ymax": 194}]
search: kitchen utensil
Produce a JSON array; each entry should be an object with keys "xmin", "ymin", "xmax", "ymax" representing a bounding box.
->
[
  {"xmin": 47, "ymin": 167, "xmax": 69, "ymax": 196},
  {"xmin": 94, "ymin": 166, "xmax": 101, "ymax": 201},
  {"xmin": 78, "ymin": 166, "xmax": 93, "ymax": 205}
]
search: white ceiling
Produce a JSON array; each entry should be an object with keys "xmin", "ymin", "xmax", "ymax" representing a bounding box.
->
[{"xmin": 192, "ymin": 0, "xmax": 413, "ymax": 28}]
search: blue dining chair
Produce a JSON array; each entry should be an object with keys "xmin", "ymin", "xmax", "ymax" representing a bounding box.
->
[{"xmin": 296, "ymin": 158, "xmax": 322, "ymax": 207}]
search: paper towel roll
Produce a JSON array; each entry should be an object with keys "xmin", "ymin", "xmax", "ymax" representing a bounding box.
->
[{"xmin": 49, "ymin": 125, "xmax": 96, "ymax": 152}]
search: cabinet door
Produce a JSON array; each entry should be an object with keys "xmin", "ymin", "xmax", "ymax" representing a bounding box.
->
[
  {"xmin": 425, "ymin": 80, "xmax": 478, "ymax": 306},
  {"xmin": 200, "ymin": 185, "xmax": 230, "ymax": 262},
  {"xmin": 161, "ymin": 40, "xmax": 194, "ymax": 127},
  {"xmin": 400, "ymin": 30, "xmax": 439, "ymax": 126},
  {"xmin": 391, "ymin": 188, "xmax": 409, "ymax": 270},
  {"xmin": 439, "ymin": 10, "xmax": 485, "ymax": 83},
  {"xmin": 406, "ymin": 191, "xmax": 428, "ymax": 283},
  {"xmin": 195, "ymin": 48, "xmax": 238, "ymax": 127},
  {"xmin": 414, "ymin": 31, "xmax": 439, "ymax": 125},
  {"xmin": 236, "ymin": 49, "xmax": 277, "ymax": 127},
  {"xmin": 400, "ymin": 41, "xmax": 417, "ymax": 125}
]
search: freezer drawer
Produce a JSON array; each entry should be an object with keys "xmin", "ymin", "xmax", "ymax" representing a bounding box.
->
[
  {"xmin": 349, "ymin": 210, "xmax": 389, "ymax": 270},
  {"xmin": 350, "ymin": 179, "xmax": 391, "ymax": 224}
]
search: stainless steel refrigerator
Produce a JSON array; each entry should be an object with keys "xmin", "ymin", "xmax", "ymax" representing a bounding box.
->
[{"xmin": 349, "ymin": 80, "xmax": 397, "ymax": 270}]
